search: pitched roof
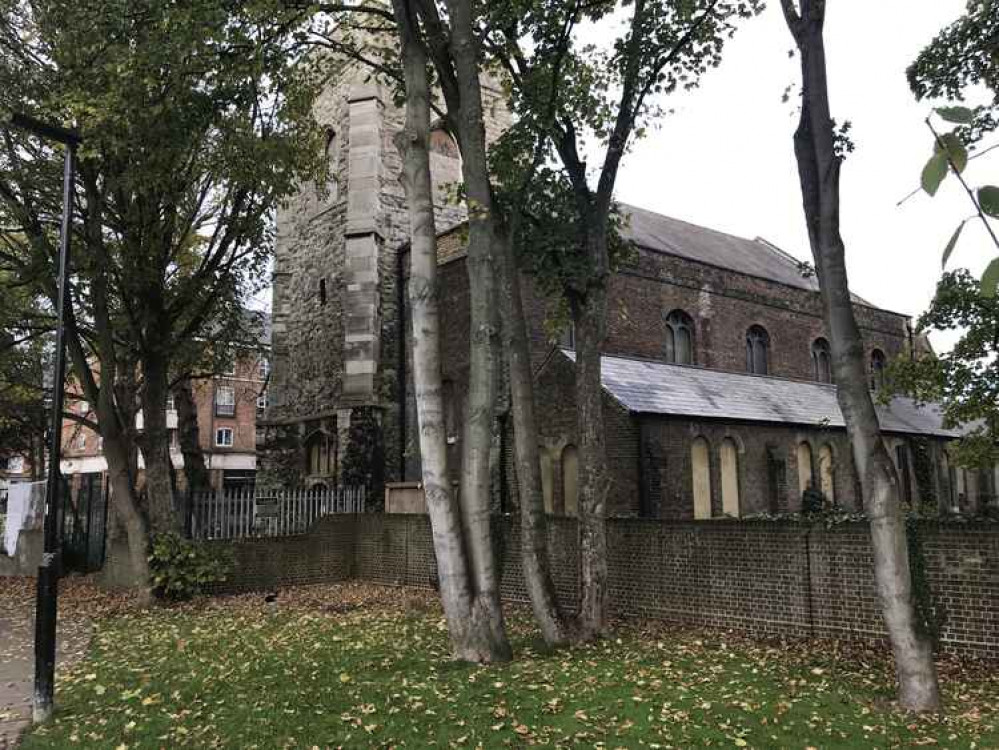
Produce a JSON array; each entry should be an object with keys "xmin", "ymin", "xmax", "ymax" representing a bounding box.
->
[
  {"xmin": 620, "ymin": 204, "xmax": 873, "ymax": 305},
  {"xmin": 561, "ymin": 350, "xmax": 961, "ymax": 438}
]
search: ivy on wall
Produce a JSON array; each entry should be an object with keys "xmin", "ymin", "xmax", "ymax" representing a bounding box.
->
[{"xmin": 341, "ymin": 407, "xmax": 384, "ymax": 509}]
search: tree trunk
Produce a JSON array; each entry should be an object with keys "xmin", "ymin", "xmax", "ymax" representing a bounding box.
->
[
  {"xmin": 573, "ymin": 280, "xmax": 610, "ymax": 638},
  {"xmin": 444, "ymin": 0, "xmax": 513, "ymax": 661},
  {"xmin": 138, "ymin": 348, "xmax": 179, "ymax": 534},
  {"xmin": 173, "ymin": 377, "xmax": 210, "ymax": 492},
  {"xmin": 780, "ymin": 0, "xmax": 940, "ymax": 711},
  {"xmin": 496, "ymin": 219, "xmax": 569, "ymax": 644},
  {"xmin": 392, "ymin": 0, "xmax": 510, "ymax": 662},
  {"xmin": 101, "ymin": 426, "xmax": 153, "ymax": 601}
]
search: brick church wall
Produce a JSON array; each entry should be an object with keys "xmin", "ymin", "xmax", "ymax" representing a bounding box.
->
[
  {"xmin": 401, "ymin": 237, "xmax": 915, "ymax": 511},
  {"xmin": 212, "ymin": 515, "xmax": 999, "ymax": 658}
]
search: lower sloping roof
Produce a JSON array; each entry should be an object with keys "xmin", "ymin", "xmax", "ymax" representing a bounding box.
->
[{"xmin": 560, "ymin": 350, "xmax": 961, "ymax": 439}]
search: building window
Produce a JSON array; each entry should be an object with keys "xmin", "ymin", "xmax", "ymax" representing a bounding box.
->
[
  {"xmin": 258, "ymin": 357, "xmax": 270, "ymax": 380},
  {"xmin": 811, "ymin": 337, "xmax": 832, "ymax": 383},
  {"xmin": 215, "ymin": 427, "xmax": 234, "ymax": 447},
  {"xmin": 665, "ymin": 309, "xmax": 694, "ymax": 365},
  {"xmin": 215, "ymin": 385, "xmax": 235, "ymax": 417},
  {"xmin": 691, "ymin": 437, "xmax": 712, "ymax": 519},
  {"xmin": 557, "ymin": 320, "xmax": 575, "ymax": 350},
  {"xmin": 257, "ymin": 390, "xmax": 268, "ymax": 414},
  {"xmin": 720, "ymin": 438, "xmax": 740, "ymax": 517},
  {"xmin": 319, "ymin": 278, "xmax": 327, "ymax": 306},
  {"xmin": 429, "ymin": 126, "xmax": 460, "ymax": 158},
  {"xmin": 870, "ymin": 349, "xmax": 886, "ymax": 391},
  {"xmin": 895, "ymin": 443, "xmax": 913, "ymax": 504},
  {"xmin": 306, "ymin": 431, "xmax": 333, "ymax": 476},
  {"xmin": 819, "ymin": 444, "xmax": 835, "ymax": 505},
  {"xmin": 797, "ymin": 441, "xmax": 814, "ymax": 495},
  {"xmin": 561, "ymin": 444, "xmax": 579, "ymax": 517},
  {"xmin": 745, "ymin": 325, "xmax": 770, "ymax": 375},
  {"xmin": 165, "ymin": 393, "xmax": 175, "ymax": 411}
]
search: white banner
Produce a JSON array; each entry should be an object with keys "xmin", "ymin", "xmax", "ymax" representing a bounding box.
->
[{"xmin": 3, "ymin": 480, "xmax": 45, "ymax": 556}]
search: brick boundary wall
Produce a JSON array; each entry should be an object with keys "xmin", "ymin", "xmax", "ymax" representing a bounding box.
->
[{"xmin": 210, "ymin": 515, "xmax": 999, "ymax": 658}]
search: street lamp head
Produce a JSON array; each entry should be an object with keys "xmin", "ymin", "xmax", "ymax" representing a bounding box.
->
[{"xmin": 4, "ymin": 110, "xmax": 81, "ymax": 147}]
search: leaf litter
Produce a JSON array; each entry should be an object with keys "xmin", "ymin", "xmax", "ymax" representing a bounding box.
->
[{"xmin": 2, "ymin": 578, "xmax": 995, "ymax": 749}]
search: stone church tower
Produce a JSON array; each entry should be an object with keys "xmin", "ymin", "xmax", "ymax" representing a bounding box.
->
[{"xmin": 261, "ymin": 61, "xmax": 509, "ymax": 489}]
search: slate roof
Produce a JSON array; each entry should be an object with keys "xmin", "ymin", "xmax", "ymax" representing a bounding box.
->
[
  {"xmin": 619, "ymin": 204, "xmax": 873, "ymax": 305},
  {"xmin": 561, "ymin": 350, "xmax": 961, "ymax": 438}
]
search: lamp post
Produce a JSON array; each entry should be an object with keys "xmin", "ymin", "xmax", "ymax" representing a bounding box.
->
[{"xmin": 5, "ymin": 111, "xmax": 81, "ymax": 723}]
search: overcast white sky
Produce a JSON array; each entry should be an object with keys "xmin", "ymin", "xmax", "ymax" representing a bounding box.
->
[{"xmin": 612, "ymin": 0, "xmax": 994, "ymax": 352}]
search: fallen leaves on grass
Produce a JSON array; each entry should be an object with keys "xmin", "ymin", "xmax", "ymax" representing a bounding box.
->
[{"xmin": 5, "ymin": 580, "xmax": 997, "ymax": 750}]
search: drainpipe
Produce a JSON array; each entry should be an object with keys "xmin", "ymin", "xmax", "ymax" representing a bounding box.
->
[{"xmin": 397, "ymin": 248, "xmax": 407, "ymax": 481}]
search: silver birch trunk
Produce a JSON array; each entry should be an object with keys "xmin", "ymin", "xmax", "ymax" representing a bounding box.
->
[
  {"xmin": 392, "ymin": 0, "xmax": 510, "ymax": 662},
  {"xmin": 443, "ymin": 0, "xmax": 512, "ymax": 661},
  {"xmin": 780, "ymin": 0, "xmax": 940, "ymax": 711}
]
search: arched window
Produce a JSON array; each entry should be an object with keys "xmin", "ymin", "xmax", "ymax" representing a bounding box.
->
[
  {"xmin": 429, "ymin": 124, "xmax": 462, "ymax": 204},
  {"xmin": 665, "ymin": 309, "xmax": 695, "ymax": 365},
  {"xmin": 797, "ymin": 441, "xmax": 814, "ymax": 495},
  {"xmin": 811, "ymin": 337, "xmax": 832, "ymax": 383},
  {"xmin": 429, "ymin": 126, "xmax": 460, "ymax": 158},
  {"xmin": 561, "ymin": 445, "xmax": 579, "ymax": 517},
  {"xmin": 870, "ymin": 349, "xmax": 886, "ymax": 391},
  {"xmin": 818, "ymin": 444, "xmax": 835, "ymax": 505},
  {"xmin": 306, "ymin": 431, "xmax": 333, "ymax": 476},
  {"xmin": 720, "ymin": 438, "xmax": 740, "ymax": 517},
  {"xmin": 557, "ymin": 320, "xmax": 575, "ymax": 350},
  {"xmin": 745, "ymin": 325, "xmax": 770, "ymax": 375},
  {"xmin": 691, "ymin": 437, "xmax": 712, "ymax": 519},
  {"xmin": 540, "ymin": 447, "xmax": 554, "ymax": 514}
]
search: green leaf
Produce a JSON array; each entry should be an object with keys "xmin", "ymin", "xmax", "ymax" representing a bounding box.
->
[
  {"xmin": 935, "ymin": 106, "xmax": 975, "ymax": 124},
  {"xmin": 941, "ymin": 220, "xmax": 967, "ymax": 269},
  {"xmin": 980, "ymin": 257, "xmax": 999, "ymax": 298},
  {"xmin": 935, "ymin": 132, "xmax": 968, "ymax": 173},
  {"xmin": 979, "ymin": 186, "xmax": 999, "ymax": 218},
  {"xmin": 921, "ymin": 152, "xmax": 949, "ymax": 196}
]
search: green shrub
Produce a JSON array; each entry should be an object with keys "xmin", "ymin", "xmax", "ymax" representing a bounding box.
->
[{"xmin": 148, "ymin": 532, "xmax": 232, "ymax": 600}]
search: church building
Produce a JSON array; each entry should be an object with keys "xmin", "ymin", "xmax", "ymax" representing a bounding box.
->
[{"xmin": 263, "ymin": 66, "xmax": 984, "ymax": 520}]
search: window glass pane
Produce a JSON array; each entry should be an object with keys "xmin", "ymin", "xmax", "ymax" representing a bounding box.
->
[
  {"xmin": 677, "ymin": 328, "xmax": 691, "ymax": 364},
  {"xmin": 720, "ymin": 439, "xmax": 740, "ymax": 517},
  {"xmin": 692, "ymin": 438, "xmax": 711, "ymax": 519}
]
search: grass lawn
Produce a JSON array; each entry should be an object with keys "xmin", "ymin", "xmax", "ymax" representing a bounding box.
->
[{"xmin": 19, "ymin": 582, "xmax": 999, "ymax": 749}]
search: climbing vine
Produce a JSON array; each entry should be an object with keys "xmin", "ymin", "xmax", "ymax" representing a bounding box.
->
[{"xmin": 341, "ymin": 407, "xmax": 384, "ymax": 509}]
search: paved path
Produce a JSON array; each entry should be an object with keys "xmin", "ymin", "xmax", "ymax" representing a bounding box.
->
[{"xmin": 0, "ymin": 594, "xmax": 91, "ymax": 749}]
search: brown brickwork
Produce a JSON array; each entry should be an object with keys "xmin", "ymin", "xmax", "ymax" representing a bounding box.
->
[
  {"xmin": 398, "ymin": 229, "xmax": 941, "ymax": 520},
  {"xmin": 212, "ymin": 515, "xmax": 999, "ymax": 658}
]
